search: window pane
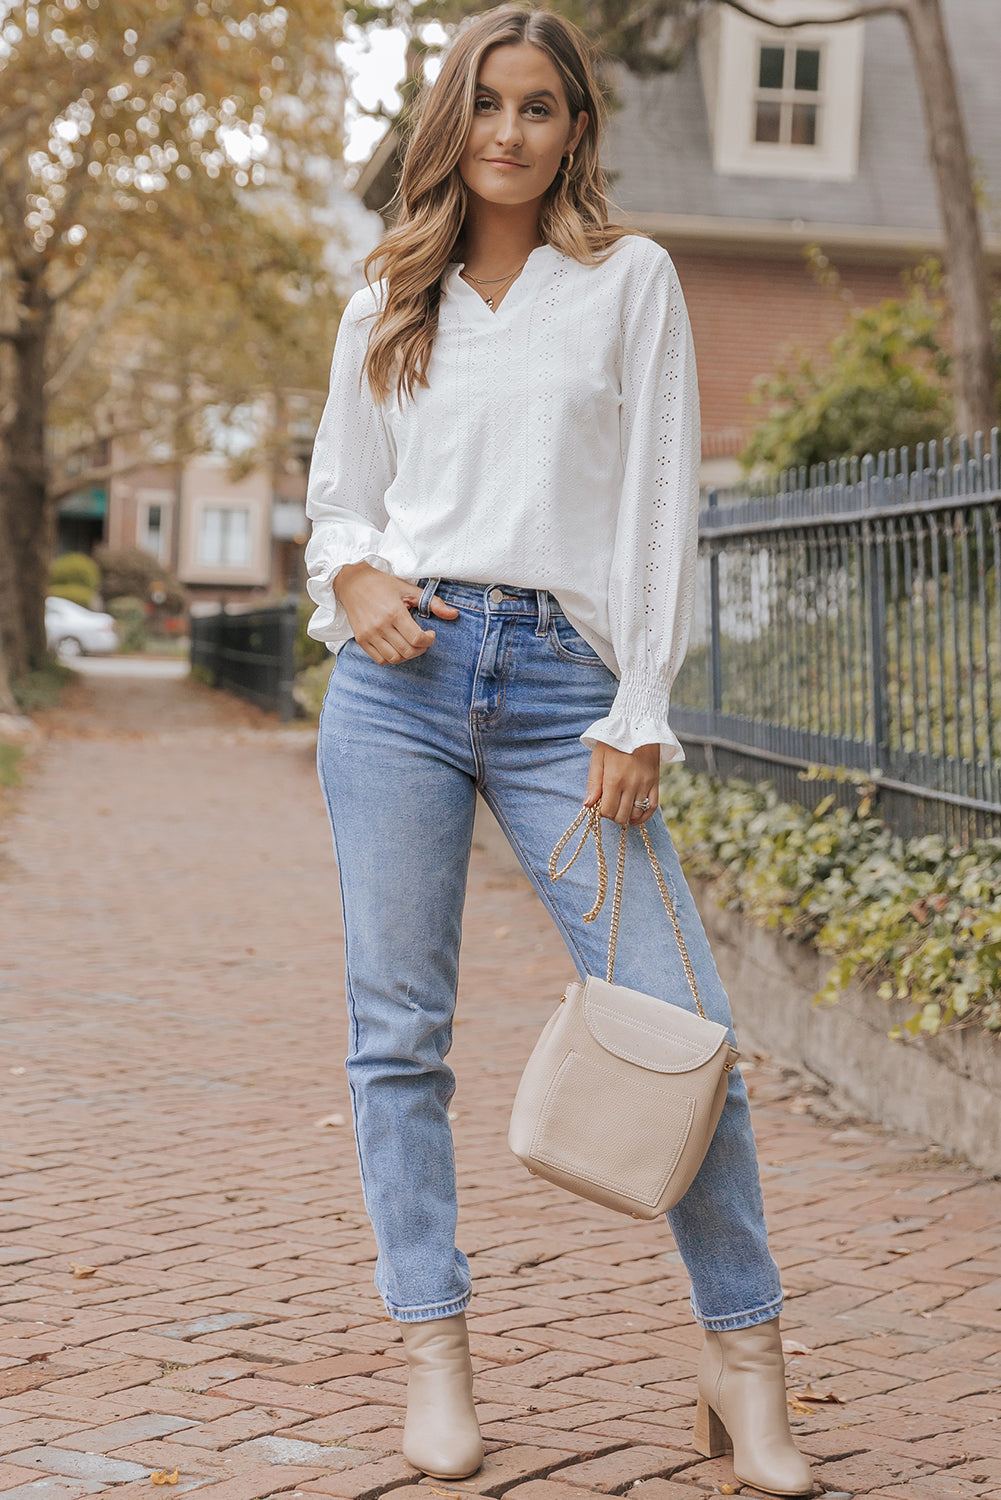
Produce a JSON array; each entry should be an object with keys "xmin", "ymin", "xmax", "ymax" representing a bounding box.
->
[
  {"xmin": 790, "ymin": 102, "xmax": 818, "ymax": 145},
  {"xmin": 199, "ymin": 508, "xmax": 223, "ymax": 566},
  {"xmin": 754, "ymin": 100, "xmax": 782, "ymax": 143},
  {"xmin": 758, "ymin": 45, "xmax": 785, "ymax": 90},
  {"xmin": 794, "ymin": 47, "xmax": 820, "ymax": 92},
  {"xmin": 222, "ymin": 509, "xmax": 251, "ymax": 567},
  {"xmin": 147, "ymin": 505, "xmax": 162, "ymax": 536}
]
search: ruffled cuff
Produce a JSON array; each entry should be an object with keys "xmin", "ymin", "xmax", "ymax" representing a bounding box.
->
[
  {"xmin": 303, "ymin": 528, "xmax": 392, "ymax": 650},
  {"xmin": 580, "ymin": 667, "xmax": 686, "ymax": 764}
]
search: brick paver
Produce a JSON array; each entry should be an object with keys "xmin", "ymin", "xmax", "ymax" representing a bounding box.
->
[{"xmin": 1, "ymin": 667, "xmax": 999, "ymax": 1499}]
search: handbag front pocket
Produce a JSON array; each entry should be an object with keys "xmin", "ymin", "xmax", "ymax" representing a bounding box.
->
[{"xmin": 531, "ymin": 1049, "xmax": 697, "ymax": 1210}]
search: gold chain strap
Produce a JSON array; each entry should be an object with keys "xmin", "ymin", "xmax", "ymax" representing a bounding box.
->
[{"xmin": 549, "ymin": 804, "xmax": 707, "ymax": 1020}]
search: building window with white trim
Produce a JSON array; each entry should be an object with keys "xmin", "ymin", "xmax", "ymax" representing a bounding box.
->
[
  {"xmin": 139, "ymin": 503, "xmax": 164, "ymax": 561},
  {"xmin": 198, "ymin": 506, "xmax": 251, "ymax": 568},
  {"xmin": 136, "ymin": 493, "xmax": 171, "ymax": 564},
  {"xmin": 753, "ymin": 41, "xmax": 823, "ymax": 147},
  {"xmin": 699, "ymin": 4, "xmax": 863, "ymax": 182}
]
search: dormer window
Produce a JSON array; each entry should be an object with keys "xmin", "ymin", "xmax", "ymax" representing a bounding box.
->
[
  {"xmin": 699, "ymin": 1, "xmax": 863, "ymax": 181},
  {"xmin": 754, "ymin": 42, "xmax": 822, "ymax": 145}
]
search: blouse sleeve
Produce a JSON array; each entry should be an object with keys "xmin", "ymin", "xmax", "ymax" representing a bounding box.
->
[
  {"xmin": 581, "ymin": 250, "xmax": 701, "ymax": 762},
  {"xmin": 303, "ymin": 289, "xmax": 397, "ymax": 648}
]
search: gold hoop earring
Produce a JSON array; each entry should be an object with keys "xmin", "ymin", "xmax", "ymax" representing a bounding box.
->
[{"xmin": 562, "ymin": 150, "xmax": 574, "ymax": 173}]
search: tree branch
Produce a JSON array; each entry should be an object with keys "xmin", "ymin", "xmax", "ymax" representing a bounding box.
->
[
  {"xmin": 48, "ymin": 136, "xmax": 96, "ymax": 246},
  {"xmin": 46, "ymin": 257, "xmax": 147, "ymax": 398},
  {"xmin": 49, "ymin": 446, "xmax": 188, "ymax": 502},
  {"xmin": 718, "ymin": 0, "xmax": 909, "ymax": 26},
  {"xmin": 48, "ymin": 254, "xmax": 97, "ymax": 308}
]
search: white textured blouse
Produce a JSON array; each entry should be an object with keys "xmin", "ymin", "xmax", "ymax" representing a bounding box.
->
[{"xmin": 303, "ymin": 232, "xmax": 701, "ymax": 760}]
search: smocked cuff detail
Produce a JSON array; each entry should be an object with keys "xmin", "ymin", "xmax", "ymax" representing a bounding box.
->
[
  {"xmin": 304, "ymin": 549, "xmax": 392, "ymax": 649},
  {"xmin": 580, "ymin": 668, "xmax": 686, "ymax": 763}
]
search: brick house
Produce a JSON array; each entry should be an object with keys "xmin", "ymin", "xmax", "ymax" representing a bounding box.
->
[
  {"xmin": 354, "ymin": 0, "xmax": 1001, "ymax": 484},
  {"xmin": 55, "ymin": 191, "xmax": 380, "ymax": 604},
  {"xmin": 96, "ymin": 397, "xmax": 318, "ymax": 608}
]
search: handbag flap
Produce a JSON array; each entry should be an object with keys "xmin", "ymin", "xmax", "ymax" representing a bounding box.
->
[{"xmin": 581, "ymin": 974, "xmax": 731, "ymax": 1074}]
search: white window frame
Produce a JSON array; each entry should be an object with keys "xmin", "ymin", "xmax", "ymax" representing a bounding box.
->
[
  {"xmin": 196, "ymin": 505, "xmax": 253, "ymax": 569},
  {"xmin": 136, "ymin": 490, "xmax": 172, "ymax": 565},
  {"xmin": 752, "ymin": 37, "xmax": 824, "ymax": 149},
  {"xmin": 700, "ymin": 1, "xmax": 864, "ymax": 181}
]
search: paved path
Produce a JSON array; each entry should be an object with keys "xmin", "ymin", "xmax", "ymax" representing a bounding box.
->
[
  {"xmin": 65, "ymin": 657, "xmax": 189, "ymax": 680},
  {"xmin": 1, "ymin": 668, "xmax": 999, "ymax": 1500}
]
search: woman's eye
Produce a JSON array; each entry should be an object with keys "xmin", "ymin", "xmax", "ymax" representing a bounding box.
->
[{"xmin": 473, "ymin": 96, "xmax": 551, "ymax": 118}]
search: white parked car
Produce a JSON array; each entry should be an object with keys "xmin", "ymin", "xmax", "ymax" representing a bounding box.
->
[{"xmin": 45, "ymin": 596, "xmax": 118, "ymax": 657}]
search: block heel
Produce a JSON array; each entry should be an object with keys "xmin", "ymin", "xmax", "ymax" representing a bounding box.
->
[
  {"xmin": 696, "ymin": 1319, "xmax": 814, "ymax": 1495},
  {"xmin": 694, "ymin": 1395, "xmax": 731, "ymax": 1458}
]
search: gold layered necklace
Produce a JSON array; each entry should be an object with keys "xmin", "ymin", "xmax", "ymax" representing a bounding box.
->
[{"xmin": 459, "ymin": 251, "xmax": 536, "ymax": 310}]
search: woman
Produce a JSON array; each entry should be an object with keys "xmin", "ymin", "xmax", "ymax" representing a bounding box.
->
[{"xmin": 304, "ymin": 5, "xmax": 812, "ymax": 1495}]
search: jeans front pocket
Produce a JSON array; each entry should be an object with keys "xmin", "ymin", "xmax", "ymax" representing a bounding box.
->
[{"xmin": 546, "ymin": 615, "xmax": 606, "ymax": 666}]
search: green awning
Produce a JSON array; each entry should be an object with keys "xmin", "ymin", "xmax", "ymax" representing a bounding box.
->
[{"xmin": 58, "ymin": 487, "xmax": 107, "ymax": 519}]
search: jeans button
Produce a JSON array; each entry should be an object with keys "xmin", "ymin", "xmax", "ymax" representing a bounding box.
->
[{"xmin": 488, "ymin": 587, "xmax": 505, "ymax": 604}]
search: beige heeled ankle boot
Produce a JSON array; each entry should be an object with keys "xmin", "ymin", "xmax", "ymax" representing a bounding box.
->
[
  {"xmin": 398, "ymin": 1312, "xmax": 484, "ymax": 1479},
  {"xmin": 694, "ymin": 1315, "xmax": 814, "ymax": 1496}
]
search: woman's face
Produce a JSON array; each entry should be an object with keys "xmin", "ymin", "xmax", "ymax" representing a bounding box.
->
[{"xmin": 457, "ymin": 42, "xmax": 587, "ymax": 210}]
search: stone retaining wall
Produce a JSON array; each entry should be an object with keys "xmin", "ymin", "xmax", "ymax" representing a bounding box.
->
[{"xmin": 690, "ymin": 874, "xmax": 1001, "ymax": 1175}]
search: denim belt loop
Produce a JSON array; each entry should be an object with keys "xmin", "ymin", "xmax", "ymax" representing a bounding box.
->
[
  {"xmin": 534, "ymin": 589, "xmax": 551, "ymax": 637},
  {"xmin": 417, "ymin": 576, "xmax": 442, "ymax": 618}
]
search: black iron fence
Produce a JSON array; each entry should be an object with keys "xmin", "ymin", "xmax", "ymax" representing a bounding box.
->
[
  {"xmin": 673, "ymin": 428, "xmax": 1001, "ymax": 844},
  {"xmin": 190, "ymin": 601, "xmax": 298, "ymax": 721}
]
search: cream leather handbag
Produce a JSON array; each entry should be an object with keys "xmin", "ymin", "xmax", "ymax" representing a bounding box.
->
[{"xmin": 509, "ymin": 804, "xmax": 740, "ymax": 1219}]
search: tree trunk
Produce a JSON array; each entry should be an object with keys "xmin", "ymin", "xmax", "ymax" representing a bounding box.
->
[
  {"xmin": 0, "ymin": 444, "xmax": 29, "ymax": 700},
  {"xmin": 902, "ymin": 0, "xmax": 996, "ymax": 438},
  {"xmin": 0, "ymin": 606, "xmax": 17, "ymax": 715},
  {"xmin": 7, "ymin": 269, "xmax": 54, "ymax": 673}
]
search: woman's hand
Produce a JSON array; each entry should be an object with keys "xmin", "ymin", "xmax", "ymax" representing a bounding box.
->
[
  {"xmin": 333, "ymin": 561, "xmax": 459, "ymax": 664},
  {"xmin": 584, "ymin": 742, "xmax": 660, "ymax": 825}
]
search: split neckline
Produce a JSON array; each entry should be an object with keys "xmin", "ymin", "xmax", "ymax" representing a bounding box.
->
[{"xmin": 443, "ymin": 243, "xmax": 561, "ymax": 322}]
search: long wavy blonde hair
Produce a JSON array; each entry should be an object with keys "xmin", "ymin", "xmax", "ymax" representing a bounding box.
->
[{"xmin": 361, "ymin": 2, "xmax": 639, "ymax": 404}]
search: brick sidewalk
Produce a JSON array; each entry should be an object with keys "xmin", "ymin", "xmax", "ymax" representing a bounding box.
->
[{"xmin": 1, "ymin": 670, "xmax": 999, "ymax": 1500}]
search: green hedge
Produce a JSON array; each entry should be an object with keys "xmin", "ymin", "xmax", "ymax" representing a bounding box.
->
[
  {"xmin": 49, "ymin": 555, "xmax": 100, "ymax": 600},
  {"xmin": 293, "ymin": 658, "xmax": 334, "ymax": 719},
  {"xmin": 659, "ymin": 761, "xmax": 1001, "ymax": 1038},
  {"xmin": 295, "ymin": 596, "xmax": 328, "ymax": 672},
  {"xmin": 107, "ymin": 596, "xmax": 148, "ymax": 653},
  {"xmin": 0, "ymin": 742, "xmax": 23, "ymax": 790}
]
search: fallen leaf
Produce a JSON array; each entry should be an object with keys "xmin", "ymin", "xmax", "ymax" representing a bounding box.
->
[
  {"xmin": 790, "ymin": 1385, "xmax": 843, "ymax": 1404},
  {"xmin": 787, "ymin": 1396, "xmax": 817, "ymax": 1415},
  {"xmin": 885, "ymin": 1245, "xmax": 911, "ymax": 1255},
  {"xmin": 426, "ymin": 1489, "xmax": 462, "ymax": 1499},
  {"xmin": 719, "ymin": 1486, "xmax": 738, "ymax": 1495},
  {"xmin": 314, "ymin": 1114, "xmax": 345, "ymax": 1128},
  {"xmin": 165, "ymin": 1471, "xmax": 179, "ymax": 1485},
  {"xmin": 69, "ymin": 1262, "xmax": 97, "ymax": 1278},
  {"xmin": 782, "ymin": 1338, "xmax": 815, "ymax": 1355},
  {"xmin": 151, "ymin": 1472, "xmax": 167, "ymax": 1486}
]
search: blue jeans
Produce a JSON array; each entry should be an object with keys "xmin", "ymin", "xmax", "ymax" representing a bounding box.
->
[{"xmin": 316, "ymin": 578, "xmax": 784, "ymax": 1331}]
